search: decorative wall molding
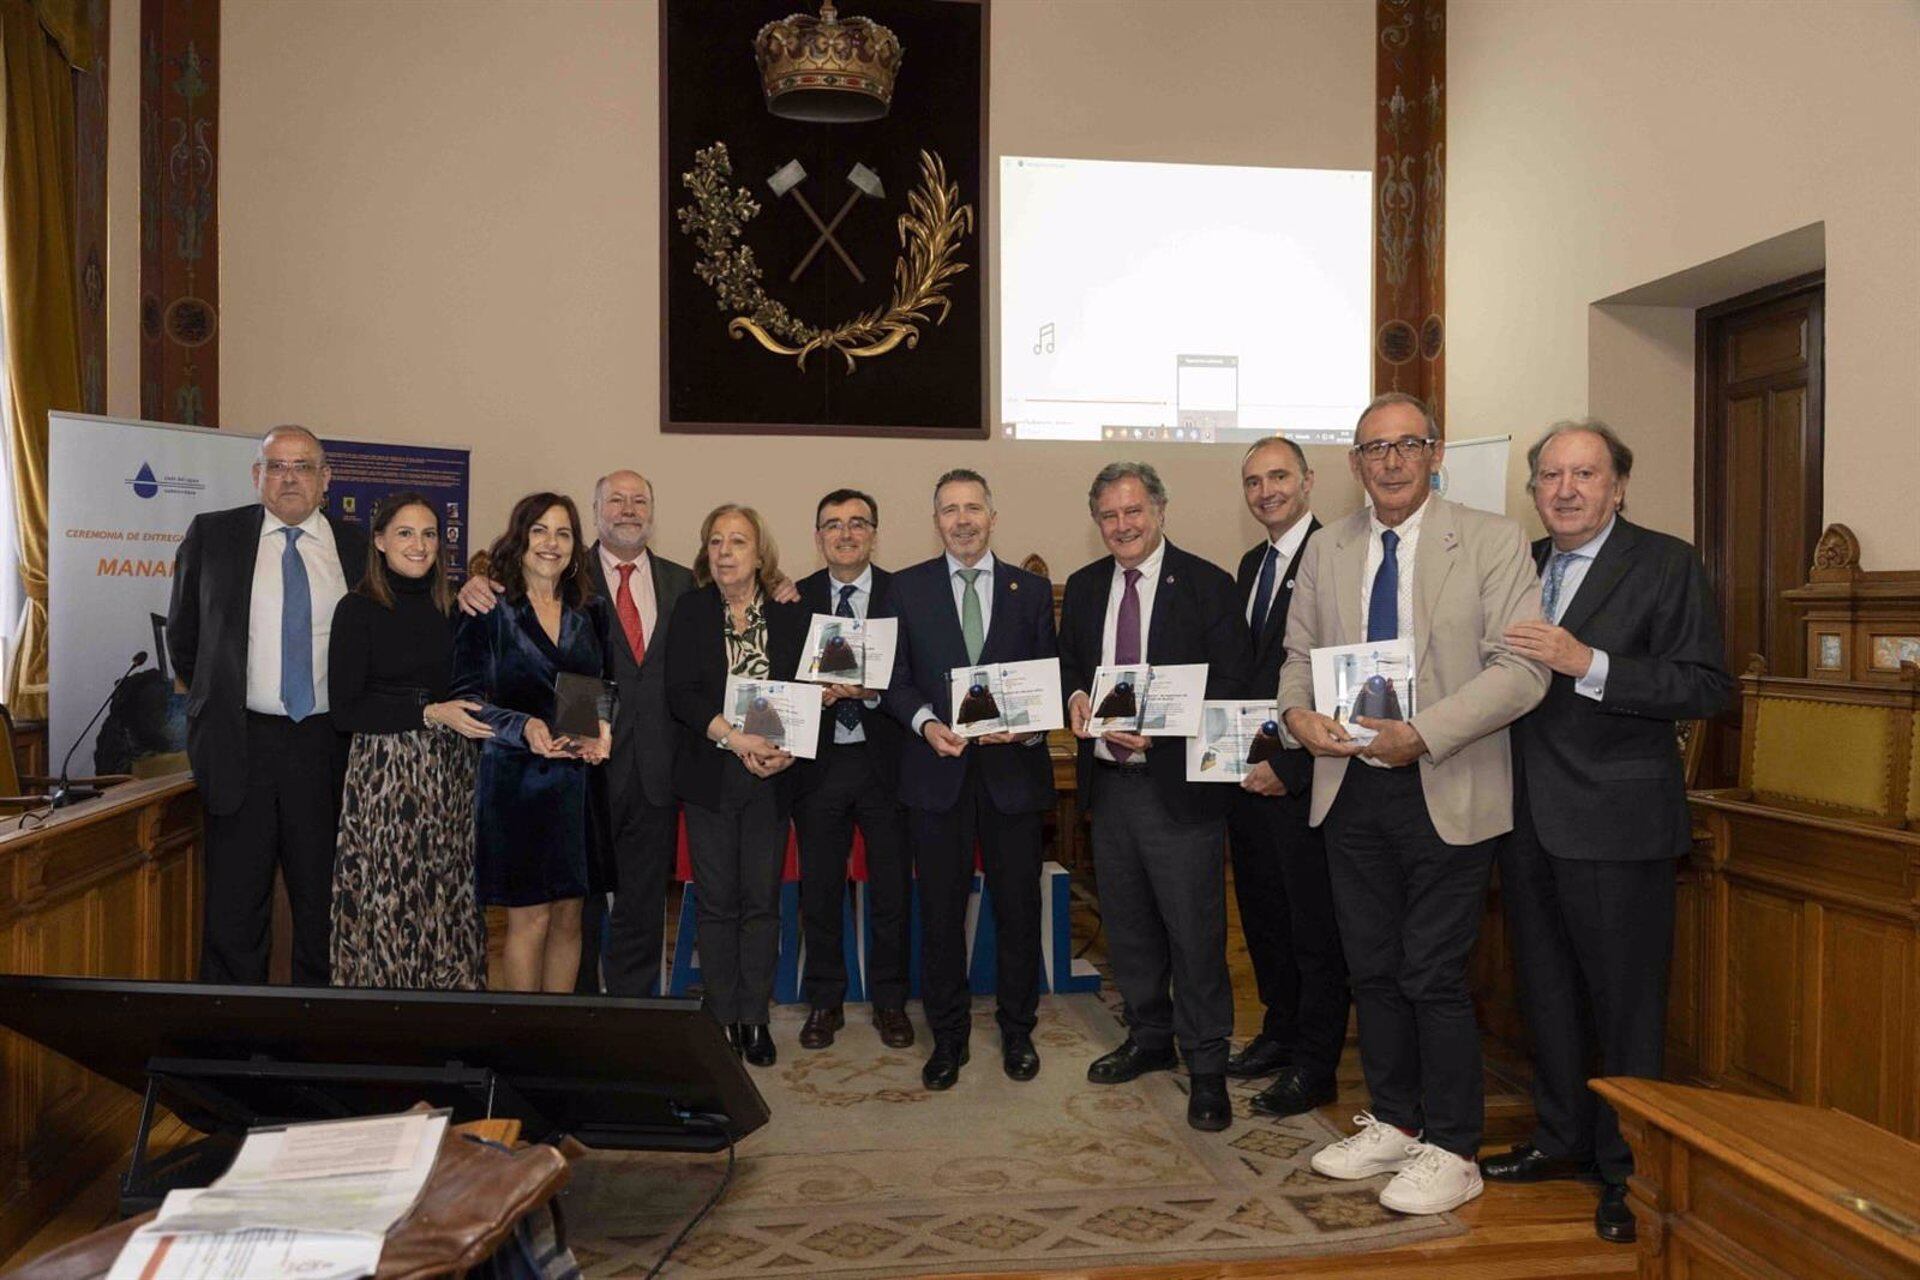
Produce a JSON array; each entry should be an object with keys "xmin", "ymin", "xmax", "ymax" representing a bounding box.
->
[
  {"xmin": 1374, "ymin": 0, "xmax": 1445, "ymax": 429},
  {"xmin": 139, "ymin": 0, "xmax": 218, "ymax": 426}
]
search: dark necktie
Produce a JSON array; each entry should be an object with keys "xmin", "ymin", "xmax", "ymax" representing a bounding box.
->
[
  {"xmin": 834, "ymin": 583, "xmax": 861, "ymax": 731},
  {"xmin": 1367, "ymin": 529, "xmax": 1399, "ymax": 642},
  {"xmin": 615, "ymin": 562, "xmax": 646, "ymax": 662},
  {"xmin": 280, "ymin": 527, "xmax": 315, "ymax": 721},
  {"xmin": 1248, "ymin": 542, "xmax": 1279, "ymax": 641},
  {"xmin": 1112, "ymin": 567, "xmax": 1142, "ymax": 762}
]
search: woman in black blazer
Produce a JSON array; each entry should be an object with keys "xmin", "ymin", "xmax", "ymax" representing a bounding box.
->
[{"xmin": 666, "ymin": 504, "xmax": 807, "ymax": 1066}]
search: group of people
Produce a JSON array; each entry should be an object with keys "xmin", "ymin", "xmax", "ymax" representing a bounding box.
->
[{"xmin": 164, "ymin": 393, "xmax": 1733, "ymax": 1241}]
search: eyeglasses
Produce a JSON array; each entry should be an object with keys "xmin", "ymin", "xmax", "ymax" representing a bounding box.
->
[
  {"xmin": 817, "ymin": 518, "xmax": 875, "ymax": 534},
  {"xmin": 261, "ymin": 460, "xmax": 321, "ymax": 476},
  {"xmin": 1351, "ymin": 437, "xmax": 1434, "ymax": 463}
]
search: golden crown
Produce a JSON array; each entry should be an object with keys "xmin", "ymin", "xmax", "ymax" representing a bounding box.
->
[{"xmin": 753, "ymin": 1, "xmax": 903, "ymax": 123}]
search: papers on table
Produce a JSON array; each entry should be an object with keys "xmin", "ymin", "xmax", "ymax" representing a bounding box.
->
[
  {"xmin": 796, "ymin": 613, "xmax": 896, "ymax": 689},
  {"xmin": 1085, "ymin": 663, "xmax": 1207, "ymax": 737},
  {"xmin": 1310, "ymin": 638, "xmax": 1416, "ymax": 745},
  {"xmin": 1186, "ymin": 701, "xmax": 1286, "ymax": 782},
  {"xmin": 723, "ymin": 675, "xmax": 825, "ymax": 759},
  {"xmin": 948, "ymin": 658, "xmax": 1065, "ymax": 738},
  {"xmin": 108, "ymin": 1109, "xmax": 448, "ymax": 1280}
]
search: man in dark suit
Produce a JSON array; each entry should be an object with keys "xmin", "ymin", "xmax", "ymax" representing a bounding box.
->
[
  {"xmin": 166, "ymin": 425, "xmax": 368, "ymax": 985},
  {"xmin": 1060, "ymin": 462, "xmax": 1249, "ymax": 1131},
  {"xmin": 457, "ymin": 469, "xmax": 696, "ymax": 996},
  {"xmin": 1226, "ymin": 436, "xmax": 1352, "ymax": 1120},
  {"xmin": 792, "ymin": 488, "xmax": 913, "ymax": 1051},
  {"xmin": 884, "ymin": 468, "xmax": 1057, "ymax": 1090},
  {"xmin": 1481, "ymin": 421, "xmax": 1734, "ymax": 1244}
]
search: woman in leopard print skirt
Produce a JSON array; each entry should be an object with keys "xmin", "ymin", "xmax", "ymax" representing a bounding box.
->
[{"xmin": 328, "ymin": 492, "xmax": 495, "ymax": 989}]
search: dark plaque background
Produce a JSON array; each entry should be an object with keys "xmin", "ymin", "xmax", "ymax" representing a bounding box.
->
[{"xmin": 661, "ymin": 0, "xmax": 986, "ymax": 438}]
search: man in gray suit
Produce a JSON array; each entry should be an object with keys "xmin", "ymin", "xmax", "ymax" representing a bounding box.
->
[{"xmin": 1279, "ymin": 393, "xmax": 1547, "ymax": 1216}]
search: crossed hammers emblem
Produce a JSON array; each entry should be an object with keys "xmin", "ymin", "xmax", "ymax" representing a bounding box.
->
[{"xmin": 767, "ymin": 160, "xmax": 886, "ymax": 284}]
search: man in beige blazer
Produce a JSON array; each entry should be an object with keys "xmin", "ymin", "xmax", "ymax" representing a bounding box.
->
[{"xmin": 1278, "ymin": 392, "xmax": 1547, "ymax": 1215}]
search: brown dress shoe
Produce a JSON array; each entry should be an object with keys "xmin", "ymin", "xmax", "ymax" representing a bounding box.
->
[
  {"xmin": 799, "ymin": 1005, "xmax": 844, "ymax": 1050},
  {"xmin": 874, "ymin": 1006, "xmax": 915, "ymax": 1048}
]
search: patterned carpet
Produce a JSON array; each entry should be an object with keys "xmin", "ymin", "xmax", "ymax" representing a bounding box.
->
[{"xmin": 561, "ymin": 994, "xmax": 1463, "ymax": 1276}]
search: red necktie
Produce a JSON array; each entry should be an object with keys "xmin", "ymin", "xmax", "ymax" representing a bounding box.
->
[{"xmin": 616, "ymin": 562, "xmax": 646, "ymax": 663}]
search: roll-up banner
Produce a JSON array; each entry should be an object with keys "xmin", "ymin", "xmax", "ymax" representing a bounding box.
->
[{"xmin": 46, "ymin": 412, "xmax": 471, "ymax": 778}]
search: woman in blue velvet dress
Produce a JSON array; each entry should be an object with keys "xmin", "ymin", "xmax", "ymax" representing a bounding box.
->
[{"xmin": 452, "ymin": 491, "xmax": 613, "ymax": 992}]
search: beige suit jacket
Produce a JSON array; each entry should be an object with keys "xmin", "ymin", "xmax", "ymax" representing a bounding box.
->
[{"xmin": 1276, "ymin": 494, "xmax": 1549, "ymax": 846}]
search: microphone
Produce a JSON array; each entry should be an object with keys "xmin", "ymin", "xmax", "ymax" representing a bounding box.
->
[{"xmin": 50, "ymin": 650, "xmax": 147, "ymax": 810}]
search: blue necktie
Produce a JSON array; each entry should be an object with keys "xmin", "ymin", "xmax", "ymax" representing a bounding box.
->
[
  {"xmin": 834, "ymin": 583, "xmax": 861, "ymax": 732},
  {"xmin": 1367, "ymin": 529, "xmax": 1399, "ymax": 642},
  {"xmin": 1248, "ymin": 543, "xmax": 1279, "ymax": 641},
  {"xmin": 1542, "ymin": 550, "xmax": 1576, "ymax": 622},
  {"xmin": 280, "ymin": 527, "xmax": 315, "ymax": 721}
]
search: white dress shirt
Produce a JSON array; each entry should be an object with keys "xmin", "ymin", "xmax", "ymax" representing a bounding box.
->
[
  {"xmin": 826, "ymin": 565, "xmax": 877, "ymax": 744},
  {"xmin": 1544, "ymin": 516, "xmax": 1615, "ymax": 701},
  {"xmin": 1360, "ymin": 495, "xmax": 1427, "ymax": 644},
  {"xmin": 913, "ymin": 551, "xmax": 998, "ymax": 734},
  {"xmin": 246, "ymin": 508, "xmax": 349, "ymax": 715},
  {"xmin": 1093, "ymin": 538, "xmax": 1166, "ymax": 762},
  {"xmin": 1246, "ymin": 513, "xmax": 1314, "ymax": 627},
  {"xmin": 600, "ymin": 543, "xmax": 659, "ymax": 652}
]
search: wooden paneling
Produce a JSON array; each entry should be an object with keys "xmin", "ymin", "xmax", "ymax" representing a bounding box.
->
[
  {"xmin": 0, "ymin": 777, "xmax": 201, "ymax": 1262},
  {"xmin": 1819, "ymin": 910, "xmax": 1908, "ymax": 1129},
  {"xmin": 1599, "ymin": 1078, "xmax": 1920, "ymax": 1279},
  {"xmin": 1725, "ymin": 884, "xmax": 1801, "ymax": 1099}
]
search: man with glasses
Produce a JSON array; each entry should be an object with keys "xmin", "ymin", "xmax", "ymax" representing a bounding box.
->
[
  {"xmin": 1278, "ymin": 393, "xmax": 1547, "ymax": 1215},
  {"xmin": 792, "ymin": 489, "xmax": 914, "ymax": 1051},
  {"xmin": 167, "ymin": 425, "xmax": 369, "ymax": 985}
]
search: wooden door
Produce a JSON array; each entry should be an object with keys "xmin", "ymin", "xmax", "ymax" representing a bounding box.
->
[{"xmin": 1696, "ymin": 277, "xmax": 1824, "ymax": 785}]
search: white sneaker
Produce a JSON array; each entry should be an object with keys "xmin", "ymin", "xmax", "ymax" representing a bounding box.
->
[
  {"xmin": 1309, "ymin": 1113, "xmax": 1419, "ymax": 1180},
  {"xmin": 1378, "ymin": 1141, "xmax": 1485, "ymax": 1214}
]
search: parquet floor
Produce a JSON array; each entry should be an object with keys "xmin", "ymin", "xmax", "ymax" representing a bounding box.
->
[{"xmin": 3, "ymin": 873, "xmax": 1634, "ymax": 1278}]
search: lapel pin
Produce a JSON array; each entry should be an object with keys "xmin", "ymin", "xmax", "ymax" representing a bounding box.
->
[
  {"xmin": 1285, "ymin": 579, "xmax": 1295, "ymax": 590},
  {"xmin": 1165, "ymin": 574, "xmax": 1175, "ymax": 585},
  {"xmin": 1008, "ymin": 580, "xmax": 1018, "ymax": 591}
]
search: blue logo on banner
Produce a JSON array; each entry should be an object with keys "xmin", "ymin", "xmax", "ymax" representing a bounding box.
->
[{"xmin": 131, "ymin": 463, "xmax": 159, "ymax": 499}]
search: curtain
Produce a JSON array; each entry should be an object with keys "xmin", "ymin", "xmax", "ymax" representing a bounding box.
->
[{"xmin": 0, "ymin": 0, "xmax": 90, "ymax": 719}]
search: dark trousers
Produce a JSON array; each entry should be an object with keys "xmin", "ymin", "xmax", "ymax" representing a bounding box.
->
[
  {"xmin": 1090, "ymin": 767, "xmax": 1234, "ymax": 1073},
  {"xmin": 588, "ymin": 786, "xmax": 680, "ymax": 996},
  {"xmin": 794, "ymin": 741, "xmax": 911, "ymax": 1010},
  {"xmin": 1324, "ymin": 762, "xmax": 1494, "ymax": 1159},
  {"xmin": 1501, "ymin": 795, "xmax": 1674, "ymax": 1183},
  {"xmin": 200, "ymin": 712, "xmax": 348, "ymax": 986},
  {"xmin": 910, "ymin": 759, "xmax": 1042, "ymax": 1045},
  {"xmin": 1227, "ymin": 787, "xmax": 1350, "ymax": 1080},
  {"xmin": 681, "ymin": 760, "xmax": 787, "ymax": 1025}
]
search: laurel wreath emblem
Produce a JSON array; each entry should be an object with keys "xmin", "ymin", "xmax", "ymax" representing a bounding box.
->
[{"xmin": 676, "ymin": 142, "xmax": 973, "ymax": 373}]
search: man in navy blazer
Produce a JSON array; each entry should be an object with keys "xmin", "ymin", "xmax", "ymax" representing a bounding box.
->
[
  {"xmin": 1481, "ymin": 421, "xmax": 1734, "ymax": 1244},
  {"xmin": 166, "ymin": 426, "xmax": 368, "ymax": 985},
  {"xmin": 792, "ymin": 488, "xmax": 914, "ymax": 1052},
  {"xmin": 883, "ymin": 469, "xmax": 1057, "ymax": 1090},
  {"xmin": 1227, "ymin": 436, "xmax": 1351, "ymax": 1122},
  {"xmin": 1059, "ymin": 462, "xmax": 1250, "ymax": 1131}
]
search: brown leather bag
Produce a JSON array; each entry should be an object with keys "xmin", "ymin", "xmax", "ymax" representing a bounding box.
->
[{"xmin": 12, "ymin": 1131, "xmax": 570, "ymax": 1280}]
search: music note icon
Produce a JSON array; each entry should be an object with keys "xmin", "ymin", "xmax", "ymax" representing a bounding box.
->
[{"xmin": 1033, "ymin": 322, "xmax": 1056, "ymax": 355}]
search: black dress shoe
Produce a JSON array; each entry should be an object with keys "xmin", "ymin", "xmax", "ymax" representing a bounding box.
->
[
  {"xmin": 741, "ymin": 1023, "xmax": 776, "ymax": 1067},
  {"xmin": 1224, "ymin": 1035, "xmax": 1291, "ymax": 1079},
  {"xmin": 1002, "ymin": 1033, "xmax": 1040, "ymax": 1081},
  {"xmin": 1188, "ymin": 1073, "xmax": 1233, "ymax": 1132},
  {"xmin": 1595, "ymin": 1182, "xmax": 1636, "ymax": 1243},
  {"xmin": 1087, "ymin": 1038, "xmax": 1179, "ymax": 1085},
  {"xmin": 799, "ymin": 1005, "xmax": 844, "ymax": 1050},
  {"xmin": 1478, "ymin": 1142, "xmax": 1597, "ymax": 1183},
  {"xmin": 922, "ymin": 1040, "xmax": 970, "ymax": 1091},
  {"xmin": 725, "ymin": 1023, "xmax": 745, "ymax": 1057},
  {"xmin": 874, "ymin": 1006, "xmax": 915, "ymax": 1049},
  {"xmin": 1248, "ymin": 1065, "xmax": 1338, "ymax": 1118}
]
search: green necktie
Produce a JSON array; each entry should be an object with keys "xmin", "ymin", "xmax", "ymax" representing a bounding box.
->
[{"xmin": 958, "ymin": 567, "xmax": 985, "ymax": 663}]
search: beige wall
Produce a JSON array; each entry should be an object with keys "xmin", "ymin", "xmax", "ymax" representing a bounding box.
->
[
  {"xmin": 1450, "ymin": 0, "xmax": 1920, "ymax": 563},
  {"xmin": 209, "ymin": 0, "xmax": 1375, "ymax": 578}
]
